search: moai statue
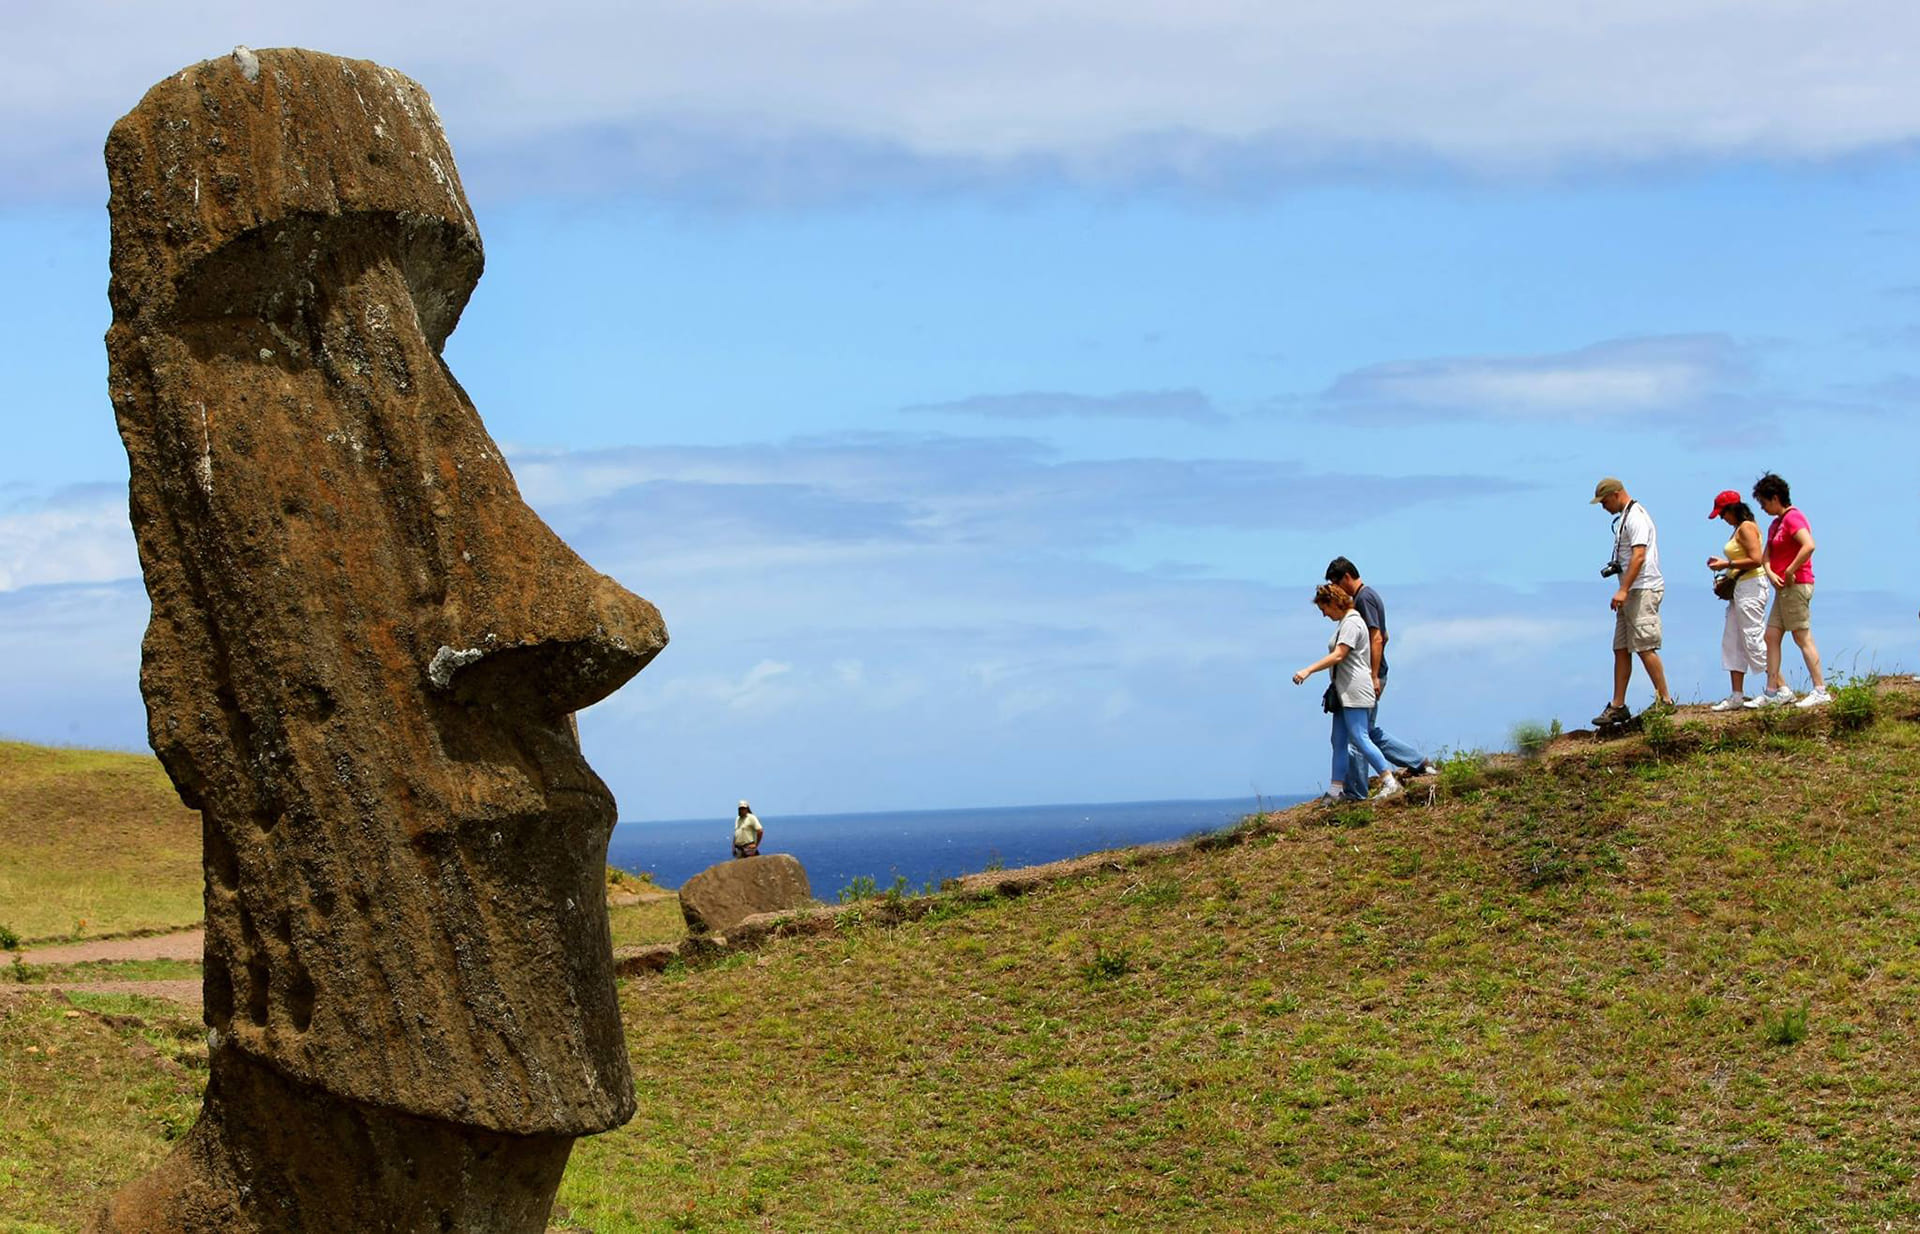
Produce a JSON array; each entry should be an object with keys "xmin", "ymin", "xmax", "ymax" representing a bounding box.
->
[{"xmin": 92, "ymin": 47, "xmax": 667, "ymax": 1232}]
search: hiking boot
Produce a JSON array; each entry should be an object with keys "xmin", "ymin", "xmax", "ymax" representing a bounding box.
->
[
  {"xmin": 1373, "ymin": 773, "xmax": 1404, "ymax": 800},
  {"xmin": 1710, "ymin": 694, "xmax": 1745, "ymax": 712},
  {"xmin": 1795, "ymin": 687, "xmax": 1832, "ymax": 708},
  {"xmin": 1400, "ymin": 759, "xmax": 1435, "ymax": 778},
  {"xmin": 1591, "ymin": 703, "xmax": 1630, "ymax": 727},
  {"xmin": 1744, "ymin": 686, "xmax": 1796, "ymax": 709},
  {"xmin": 1641, "ymin": 698, "xmax": 1678, "ymax": 717}
]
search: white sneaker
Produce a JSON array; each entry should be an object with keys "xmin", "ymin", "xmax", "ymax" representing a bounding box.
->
[
  {"xmin": 1744, "ymin": 687, "xmax": 1796, "ymax": 709},
  {"xmin": 1795, "ymin": 688, "xmax": 1832, "ymax": 708},
  {"xmin": 1711, "ymin": 694, "xmax": 1746, "ymax": 712},
  {"xmin": 1373, "ymin": 773, "xmax": 1403, "ymax": 800}
]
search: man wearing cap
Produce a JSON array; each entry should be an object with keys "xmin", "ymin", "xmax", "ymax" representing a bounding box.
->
[
  {"xmin": 1592, "ymin": 478, "xmax": 1673, "ymax": 726},
  {"xmin": 732, "ymin": 800, "xmax": 763, "ymax": 858}
]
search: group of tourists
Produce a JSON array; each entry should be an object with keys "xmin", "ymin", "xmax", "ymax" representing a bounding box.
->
[
  {"xmin": 1589, "ymin": 471, "xmax": 1824, "ymax": 723},
  {"xmin": 1293, "ymin": 471, "xmax": 1828, "ymax": 802}
]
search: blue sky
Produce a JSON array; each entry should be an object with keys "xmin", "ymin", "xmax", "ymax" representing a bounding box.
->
[{"xmin": 4, "ymin": 3, "xmax": 1919, "ymax": 818}]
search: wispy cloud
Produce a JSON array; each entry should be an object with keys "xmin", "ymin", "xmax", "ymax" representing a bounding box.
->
[
  {"xmin": 14, "ymin": 2, "xmax": 1920, "ymax": 204},
  {"xmin": 1321, "ymin": 334, "xmax": 1753, "ymax": 422},
  {"xmin": 0, "ymin": 484, "xmax": 138, "ymax": 592},
  {"xmin": 511, "ymin": 434, "xmax": 1533, "ymax": 564},
  {"xmin": 902, "ymin": 389, "xmax": 1224, "ymax": 425}
]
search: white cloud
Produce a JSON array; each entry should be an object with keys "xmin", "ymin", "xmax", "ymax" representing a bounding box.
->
[
  {"xmin": 1396, "ymin": 614, "xmax": 1588, "ymax": 661},
  {"xmin": 12, "ymin": 2, "xmax": 1920, "ymax": 202},
  {"xmin": 0, "ymin": 485, "xmax": 138, "ymax": 592},
  {"xmin": 622, "ymin": 658, "xmax": 797, "ymax": 714},
  {"xmin": 1323, "ymin": 334, "xmax": 1752, "ymax": 421}
]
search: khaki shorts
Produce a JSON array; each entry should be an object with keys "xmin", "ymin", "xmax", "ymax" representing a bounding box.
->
[
  {"xmin": 1613, "ymin": 587, "xmax": 1663, "ymax": 652},
  {"xmin": 1767, "ymin": 582, "xmax": 1814, "ymax": 632}
]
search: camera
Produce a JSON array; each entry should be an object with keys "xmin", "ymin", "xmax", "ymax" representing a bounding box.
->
[{"xmin": 1600, "ymin": 561, "xmax": 1622, "ymax": 579}]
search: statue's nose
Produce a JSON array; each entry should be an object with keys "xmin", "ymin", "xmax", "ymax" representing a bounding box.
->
[{"xmin": 432, "ymin": 568, "xmax": 666, "ymax": 714}]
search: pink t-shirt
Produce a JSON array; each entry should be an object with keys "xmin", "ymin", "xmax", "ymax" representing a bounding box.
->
[{"xmin": 1766, "ymin": 508, "xmax": 1814, "ymax": 584}]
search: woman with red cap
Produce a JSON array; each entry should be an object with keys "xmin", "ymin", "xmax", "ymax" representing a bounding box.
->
[{"xmin": 1706, "ymin": 490, "xmax": 1767, "ymax": 710}]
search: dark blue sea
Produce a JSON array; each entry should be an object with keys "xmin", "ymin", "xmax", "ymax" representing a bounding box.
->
[{"xmin": 608, "ymin": 796, "xmax": 1297, "ymax": 899}]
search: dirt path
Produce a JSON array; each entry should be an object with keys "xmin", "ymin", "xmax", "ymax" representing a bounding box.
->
[{"xmin": 17, "ymin": 929, "xmax": 204, "ymax": 967}]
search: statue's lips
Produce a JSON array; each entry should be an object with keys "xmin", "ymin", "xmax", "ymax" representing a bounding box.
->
[{"xmin": 542, "ymin": 782, "xmax": 617, "ymax": 818}]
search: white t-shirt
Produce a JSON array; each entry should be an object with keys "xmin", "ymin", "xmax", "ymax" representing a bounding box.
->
[
  {"xmin": 1614, "ymin": 502, "xmax": 1663, "ymax": 591},
  {"xmin": 1330, "ymin": 612, "xmax": 1377, "ymax": 710}
]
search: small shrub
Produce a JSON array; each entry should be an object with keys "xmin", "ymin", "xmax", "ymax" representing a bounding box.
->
[
  {"xmin": 1081, "ymin": 946, "xmax": 1134, "ymax": 983},
  {"xmin": 1640, "ymin": 706, "xmax": 1676, "ymax": 752},
  {"xmin": 1511, "ymin": 719, "xmax": 1563, "ymax": 759},
  {"xmin": 1763, "ymin": 1003, "xmax": 1810, "ymax": 1047},
  {"xmin": 1436, "ymin": 749, "xmax": 1487, "ymax": 794},
  {"xmin": 0, "ymin": 924, "xmax": 18, "ymax": 951},
  {"xmin": 838, "ymin": 875, "xmax": 880, "ymax": 904},
  {"xmin": 1830, "ymin": 678, "xmax": 1879, "ymax": 734}
]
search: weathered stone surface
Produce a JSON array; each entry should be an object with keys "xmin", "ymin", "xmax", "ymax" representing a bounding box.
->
[
  {"xmin": 93, "ymin": 46, "xmax": 666, "ymax": 1232},
  {"xmin": 679, "ymin": 855, "xmax": 815, "ymax": 934}
]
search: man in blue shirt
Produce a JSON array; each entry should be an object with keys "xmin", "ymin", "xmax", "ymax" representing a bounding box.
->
[{"xmin": 1325, "ymin": 557, "xmax": 1432, "ymax": 799}]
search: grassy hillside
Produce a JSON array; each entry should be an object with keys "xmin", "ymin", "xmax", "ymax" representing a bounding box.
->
[
  {"xmin": 0, "ymin": 741, "xmax": 201, "ymax": 944},
  {"xmin": 6, "ymin": 684, "xmax": 1920, "ymax": 1230}
]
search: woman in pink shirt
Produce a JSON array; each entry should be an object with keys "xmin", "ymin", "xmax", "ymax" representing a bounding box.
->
[{"xmin": 1744, "ymin": 472, "xmax": 1828, "ymax": 709}]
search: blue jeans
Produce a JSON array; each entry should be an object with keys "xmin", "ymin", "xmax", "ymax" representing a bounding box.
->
[
  {"xmin": 1341, "ymin": 706, "xmax": 1426, "ymax": 799},
  {"xmin": 1331, "ymin": 707, "xmax": 1391, "ymax": 795}
]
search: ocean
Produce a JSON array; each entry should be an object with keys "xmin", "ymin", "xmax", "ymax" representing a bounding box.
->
[{"xmin": 606, "ymin": 796, "xmax": 1300, "ymax": 899}]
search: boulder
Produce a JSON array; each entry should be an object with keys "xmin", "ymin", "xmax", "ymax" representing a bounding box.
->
[
  {"xmin": 92, "ymin": 46, "xmax": 665, "ymax": 1234},
  {"xmin": 679, "ymin": 855, "xmax": 815, "ymax": 934}
]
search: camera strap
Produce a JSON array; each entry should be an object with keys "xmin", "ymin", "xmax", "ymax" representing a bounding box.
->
[{"xmin": 1610, "ymin": 499, "xmax": 1638, "ymax": 569}]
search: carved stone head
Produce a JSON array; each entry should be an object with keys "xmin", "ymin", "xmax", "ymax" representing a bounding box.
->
[{"xmin": 105, "ymin": 47, "xmax": 665, "ymax": 1135}]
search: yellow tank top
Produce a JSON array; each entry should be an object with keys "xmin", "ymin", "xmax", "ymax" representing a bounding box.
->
[{"xmin": 1724, "ymin": 530, "xmax": 1761, "ymax": 582}]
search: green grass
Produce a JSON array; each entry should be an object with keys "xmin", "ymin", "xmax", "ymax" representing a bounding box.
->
[
  {"xmin": 5, "ymin": 958, "xmax": 203, "ymax": 985},
  {"xmin": 0, "ymin": 742, "xmax": 202, "ymax": 943},
  {"xmin": 553, "ymin": 685, "xmax": 1920, "ymax": 1230},
  {"xmin": 607, "ymin": 898, "xmax": 687, "ymax": 949},
  {"xmin": 9, "ymin": 684, "xmax": 1920, "ymax": 1230},
  {"xmin": 0, "ymin": 992, "xmax": 204, "ymax": 1230}
]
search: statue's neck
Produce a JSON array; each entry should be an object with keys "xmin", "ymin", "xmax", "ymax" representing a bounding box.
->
[{"xmin": 91, "ymin": 1046, "xmax": 574, "ymax": 1233}]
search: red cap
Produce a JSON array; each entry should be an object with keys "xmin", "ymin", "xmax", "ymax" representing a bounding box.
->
[{"xmin": 1708, "ymin": 489, "xmax": 1741, "ymax": 519}]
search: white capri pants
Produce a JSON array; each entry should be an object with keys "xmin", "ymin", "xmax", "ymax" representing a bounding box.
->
[{"xmin": 1722, "ymin": 575, "xmax": 1768, "ymax": 674}]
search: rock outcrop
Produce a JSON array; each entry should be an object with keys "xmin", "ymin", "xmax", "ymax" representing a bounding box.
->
[
  {"xmin": 679, "ymin": 855, "xmax": 815, "ymax": 934},
  {"xmin": 92, "ymin": 46, "xmax": 667, "ymax": 1233}
]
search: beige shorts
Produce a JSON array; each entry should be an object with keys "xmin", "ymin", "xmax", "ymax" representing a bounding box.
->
[
  {"xmin": 1767, "ymin": 582, "xmax": 1814, "ymax": 632},
  {"xmin": 1613, "ymin": 587, "xmax": 1663, "ymax": 652}
]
